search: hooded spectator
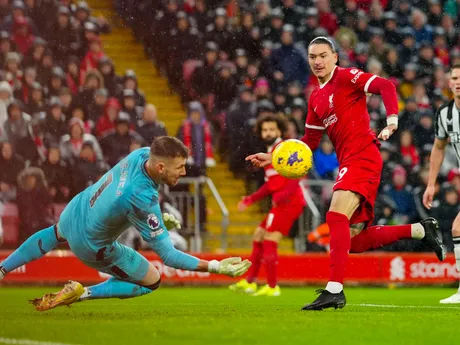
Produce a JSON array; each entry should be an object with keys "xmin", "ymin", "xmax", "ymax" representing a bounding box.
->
[
  {"xmin": 11, "ymin": 16, "xmax": 35, "ymax": 55},
  {"xmin": 177, "ymin": 101, "xmax": 216, "ymax": 175},
  {"xmin": 121, "ymin": 70, "xmax": 146, "ymax": 107},
  {"xmin": 60, "ymin": 117, "xmax": 102, "ymax": 162},
  {"xmin": 96, "ymin": 97, "xmax": 120, "ymax": 137},
  {"xmin": 98, "ymin": 56, "xmax": 122, "ymax": 97}
]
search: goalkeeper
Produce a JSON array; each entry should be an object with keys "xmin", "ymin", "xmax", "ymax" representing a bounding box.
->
[{"xmin": 0, "ymin": 137, "xmax": 251, "ymax": 311}]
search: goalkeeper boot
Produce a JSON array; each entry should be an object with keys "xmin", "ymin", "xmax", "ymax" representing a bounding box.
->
[
  {"xmin": 30, "ymin": 280, "xmax": 85, "ymax": 311},
  {"xmin": 301, "ymin": 289, "xmax": 346, "ymax": 311},
  {"xmin": 229, "ymin": 279, "xmax": 257, "ymax": 294},
  {"xmin": 420, "ymin": 217, "xmax": 446, "ymax": 262},
  {"xmin": 252, "ymin": 284, "xmax": 281, "ymax": 297}
]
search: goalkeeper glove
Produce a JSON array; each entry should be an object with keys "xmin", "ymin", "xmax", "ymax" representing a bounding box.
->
[
  {"xmin": 162, "ymin": 212, "xmax": 181, "ymax": 230},
  {"xmin": 207, "ymin": 257, "xmax": 252, "ymax": 277}
]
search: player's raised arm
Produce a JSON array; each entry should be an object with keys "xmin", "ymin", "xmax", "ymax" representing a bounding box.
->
[{"xmin": 345, "ymin": 68, "xmax": 399, "ymax": 140}]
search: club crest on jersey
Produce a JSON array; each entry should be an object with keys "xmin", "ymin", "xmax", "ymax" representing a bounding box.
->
[
  {"xmin": 323, "ymin": 114, "xmax": 338, "ymax": 128},
  {"xmin": 329, "ymin": 94, "xmax": 334, "ymax": 108},
  {"xmin": 147, "ymin": 213, "xmax": 160, "ymax": 230}
]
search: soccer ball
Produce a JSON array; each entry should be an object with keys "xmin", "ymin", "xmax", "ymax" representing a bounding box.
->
[{"xmin": 271, "ymin": 139, "xmax": 313, "ymax": 178}]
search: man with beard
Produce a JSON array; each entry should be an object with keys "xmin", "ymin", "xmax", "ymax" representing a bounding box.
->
[{"xmin": 229, "ymin": 114, "xmax": 305, "ymax": 296}]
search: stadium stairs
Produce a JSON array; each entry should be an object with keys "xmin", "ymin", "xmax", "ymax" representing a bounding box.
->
[{"xmin": 86, "ymin": 0, "xmax": 294, "ymax": 253}]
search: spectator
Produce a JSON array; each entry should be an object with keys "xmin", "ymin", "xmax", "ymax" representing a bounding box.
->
[
  {"xmin": 16, "ymin": 167, "xmax": 54, "ymax": 244},
  {"xmin": 316, "ymin": 0, "xmax": 338, "ymax": 35},
  {"xmin": 97, "ymin": 56, "xmax": 122, "ymax": 97},
  {"xmin": 190, "ymin": 41, "xmax": 219, "ymax": 101},
  {"xmin": 37, "ymin": 49, "xmax": 54, "ymax": 87},
  {"xmin": 213, "ymin": 64, "xmax": 238, "ymax": 113},
  {"xmin": 121, "ymin": 89, "xmax": 142, "ymax": 125},
  {"xmin": 137, "ymin": 104, "xmax": 167, "ymax": 144},
  {"xmin": 121, "ymin": 69, "xmax": 146, "ymax": 107},
  {"xmin": 398, "ymin": 97, "xmax": 418, "ymax": 131},
  {"xmin": 279, "ymin": 0, "xmax": 303, "ymax": 27},
  {"xmin": 66, "ymin": 56, "xmax": 80, "ymax": 95},
  {"xmin": 11, "ymin": 16, "xmax": 35, "ymax": 55},
  {"xmin": 47, "ymin": 67, "xmax": 66, "ymax": 98},
  {"xmin": 96, "ymin": 97, "xmax": 120, "ymax": 137},
  {"xmin": 78, "ymin": 70, "xmax": 104, "ymax": 114},
  {"xmin": 59, "ymin": 87, "xmax": 75, "ymax": 119},
  {"xmin": 23, "ymin": 37, "xmax": 46, "ymax": 70},
  {"xmin": 71, "ymin": 141, "xmax": 108, "ymax": 194},
  {"xmin": 60, "ymin": 117, "xmax": 102, "ymax": 162},
  {"xmin": 14, "ymin": 67, "xmax": 37, "ymax": 105},
  {"xmin": 70, "ymin": 105, "xmax": 92, "ymax": 133},
  {"xmin": 270, "ymin": 24, "xmax": 309, "ymax": 87},
  {"xmin": 383, "ymin": 11, "xmax": 401, "ymax": 46},
  {"xmin": 43, "ymin": 98, "xmax": 67, "ymax": 144},
  {"xmin": 204, "ymin": 8, "xmax": 233, "ymax": 61},
  {"xmin": 39, "ymin": 145, "xmax": 71, "ymax": 202},
  {"xmin": 177, "ymin": 101, "xmax": 216, "ymax": 176},
  {"xmin": 79, "ymin": 37, "xmax": 104, "ymax": 85},
  {"xmin": 383, "ymin": 48, "xmax": 402, "ymax": 79},
  {"xmin": 288, "ymin": 97, "xmax": 306, "ymax": 130},
  {"xmin": 313, "ymin": 138, "xmax": 339, "ymax": 180},
  {"xmin": 399, "ymin": 130, "xmax": 420, "ymax": 171},
  {"xmin": 262, "ymin": 8, "xmax": 284, "ymax": 43},
  {"xmin": 100, "ymin": 113, "xmax": 144, "ymax": 167},
  {"xmin": 411, "ymin": 8, "xmax": 433, "ymax": 44},
  {"xmin": 26, "ymin": 82, "xmax": 45, "ymax": 116},
  {"xmin": 226, "ymin": 86, "xmax": 257, "ymax": 175},
  {"xmin": 0, "ymin": 81, "xmax": 12, "ymax": 140},
  {"xmin": 413, "ymin": 110, "xmax": 435, "ymax": 149},
  {"xmin": 48, "ymin": 6, "xmax": 79, "ymax": 66},
  {"xmin": 4, "ymin": 52, "xmax": 23, "ymax": 90},
  {"xmin": 4, "ymin": 101, "xmax": 31, "ymax": 149},
  {"xmin": 432, "ymin": 185, "xmax": 460, "ymax": 252},
  {"xmin": 383, "ymin": 165, "xmax": 417, "ymax": 223},
  {"xmin": 0, "ymin": 141, "xmax": 24, "ymax": 202}
]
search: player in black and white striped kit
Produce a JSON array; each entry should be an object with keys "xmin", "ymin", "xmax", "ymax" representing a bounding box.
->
[{"xmin": 424, "ymin": 64, "xmax": 460, "ymax": 304}]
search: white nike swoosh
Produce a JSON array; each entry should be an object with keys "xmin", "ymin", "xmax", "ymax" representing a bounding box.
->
[{"xmin": 314, "ymin": 106, "xmax": 318, "ymax": 112}]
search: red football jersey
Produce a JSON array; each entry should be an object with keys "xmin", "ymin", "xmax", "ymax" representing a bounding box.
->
[
  {"xmin": 302, "ymin": 66, "xmax": 398, "ymax": 163},
  {"xmin": 246, "ymin": 139, "xmax": 305, "ymax": 208}
]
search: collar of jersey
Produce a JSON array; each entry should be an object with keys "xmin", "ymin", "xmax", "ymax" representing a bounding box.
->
[
  {"xmin": 141, "ymin": 159, "xmax": 159, "ymax": 189},
  {"xmin": 319, "ymin": 65, "xmax": 338, "ymax": 89}
]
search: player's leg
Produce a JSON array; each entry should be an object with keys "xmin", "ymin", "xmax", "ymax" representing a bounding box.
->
[
  {"xmin": 350, "ymin": 219, "xmax": 445, "ymax": 261},
  {"xmin": 229, "ymin": 226, "xmax": 264, "ymax": 294},
  {"xmin": 0, "ymin": 225, "xmax": 64, "ymax": 279},
  {"xmin": 30, "ymin": 243, "xmax": 161, "ymax": 311},
  {"xmin": 440, "ymin": 212, "xmax": 460, "ymax": 304},
  {"xmin": 252, "ymin": 230, "xmax": 282, "ymax": 297},
  {"xmin": 302, "ymin": 189, "xmax": 360, "ymax": 311}
]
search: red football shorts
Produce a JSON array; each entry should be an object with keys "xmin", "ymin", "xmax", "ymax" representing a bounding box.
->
[
  {"xmin": 332, "ymin": 142, "xmax": 383, "ymax": 228},
  {"xmin": 259, "ymin": 203, "xmax": 305, "ymax": 236}
]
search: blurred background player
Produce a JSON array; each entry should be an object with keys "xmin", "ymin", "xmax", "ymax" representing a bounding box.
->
[
  {"xmin": 0, "ymin": 137, "xmax": 251, "ymax": 311},
  {"xmin": 229, "ymin": 114, "xmax": 305, "ymax": 296},
  {"xmin": 247, "ymin": 37, "xmax": 445, "ymax": 310},
  {"xmin": 423, "ymin": 64, "xmax": 460, "ymax": 304}
]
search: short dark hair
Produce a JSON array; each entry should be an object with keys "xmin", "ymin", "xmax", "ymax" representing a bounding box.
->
[
  {"xmin": 308, "ymin": 36, "xmax": 337, "ymax": 53},
  {"xmin": 150, "ymin": 136, "xmax": 188, "ymax": 159},
  {"xmin": 451, "ymin": 64, "xmax": 460, "ymax": 73},
  {"xmin": 256, "ymin": 113, "xmax": 287, "ymax": 138}
]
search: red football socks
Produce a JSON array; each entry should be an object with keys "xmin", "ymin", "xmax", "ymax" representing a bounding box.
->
[
  {"xmin": 246, "ymin": 241, "xmax": 263, "ymax": 283},
  {"xmin": 350, "ymin": 224, "xmax": 412, "ymax": 253},
  {"xmin": 263, "ymin": 240, "xmax": 278, "ymax": 288},
  {"xmin": 327, "ymin": 211, "xmax": 351, "ymax": 284}
]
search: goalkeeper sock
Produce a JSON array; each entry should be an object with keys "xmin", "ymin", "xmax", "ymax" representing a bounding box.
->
[
  {"xmin": 327, "ymin": 211, "xmax": 350, "ymax": 285},
  {"xmin": 263, "ymin": 240, "xmax": 278, "ymax": 288},
  {"xmin": 0, "ymin": 225, "xmax": 61, "ymax": 273},
  {"xmin": 81, "ymin": 277, "xmax": 158, "ymax": 300},
  {"xmin": 246, "ymin": 241, "xmax": 263, "ymax": 283},
  {"xmin": 350, "ymin": 224, "xmax": 412, "ymax": 253}
]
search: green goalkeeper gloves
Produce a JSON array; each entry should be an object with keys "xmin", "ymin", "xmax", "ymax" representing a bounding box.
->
[
  {"xmin": 208, "ymin": 257, "xmax": 252, "ymax": 277},
  {"xmin": 162, "ymin": 213, "xmax": 181, "ymax": 230}
]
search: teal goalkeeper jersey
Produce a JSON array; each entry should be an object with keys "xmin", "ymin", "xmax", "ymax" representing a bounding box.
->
[{"xmin": 69, "ymin": 147, "xmax": 169, "ymax": 248}]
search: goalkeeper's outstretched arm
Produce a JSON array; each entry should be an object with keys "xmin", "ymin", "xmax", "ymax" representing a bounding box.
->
[{"xmin": 148, "ymin": 236, "xmax": 251, "ymax": 277}]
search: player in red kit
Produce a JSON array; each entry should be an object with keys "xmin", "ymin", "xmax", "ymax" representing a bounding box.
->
[
  {"xmin": 229, "ymin": 114, "xmax": 305, "ymax": 296},
  {"xmin": 247, "ymin": 37, "xmax": 446, "ymax": 310}
]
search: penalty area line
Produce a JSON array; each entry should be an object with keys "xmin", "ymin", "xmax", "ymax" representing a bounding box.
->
[
  {"xmin": 0, "ymin": 337, "xmax": 79, "ymax": 345},
  {"xmin": 350, "ymin": 303, "xmax": 460, "ymax": 309}
]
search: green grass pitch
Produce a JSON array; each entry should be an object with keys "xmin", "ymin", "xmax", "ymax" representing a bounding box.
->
[{"xmin": 0, "ymin": 286, "xmax": 459, "ymax": 345}]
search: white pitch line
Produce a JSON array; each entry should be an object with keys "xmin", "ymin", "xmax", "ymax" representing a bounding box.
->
[
  {"xmin": 350, "ymin": 303, "xmax": 460, "ymax": 310},
  {"xmin": 0, "ymin": 338, "xmax": 79, "ymax": 345}
]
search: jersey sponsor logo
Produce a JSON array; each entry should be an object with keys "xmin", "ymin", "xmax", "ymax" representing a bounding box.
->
[
  {"xmin": 323, "ymin": 114, "xmax": 338, "ymax": 128},
  {"xmin": 147, "ymin": 213, "xmax": 160, "ymax": 230},
  {"xmin": 350, "ymin": 69, "xmax": 359, "ymax": 75},
  {"xmin": 329, "ymin": 94, "xmax": 334, "ymax": 108},
  {"xmin": 448, "ymin": 132, "xmax": 460, "ymax": 143},
  {"xmin": 351, "ymin": 71, "xmax": 364, "ymax": 84}
]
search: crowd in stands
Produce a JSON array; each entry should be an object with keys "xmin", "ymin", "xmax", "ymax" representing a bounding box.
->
[
  {"xmin": 124, "ymin": 0, "xmax": 460, "ymax": 251},
  {"xmin": 0, "ymin": 0, "xmax": 176, "ymax": 246}
]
